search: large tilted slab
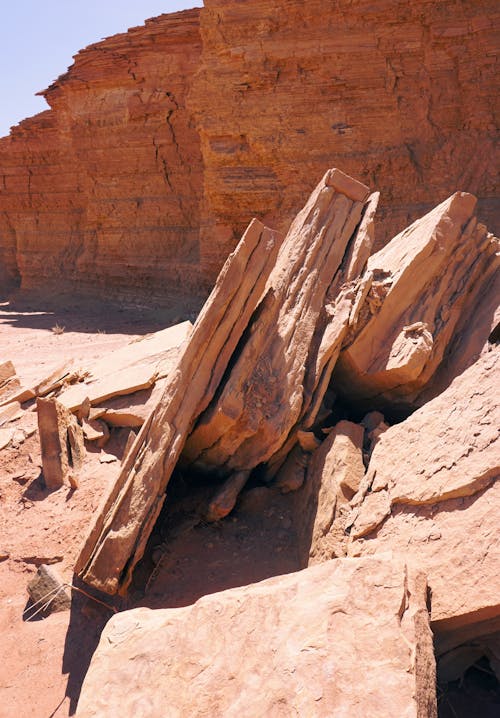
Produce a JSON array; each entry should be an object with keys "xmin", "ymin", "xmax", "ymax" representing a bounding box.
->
[
  {"xmin": 76, "ymin": 556, "xmax": 436, "ymax": 718},
  {"xmin": 183, "ymin": 169, "xmax": 371, "ymax": 475},
  {"xmin": 75, "ymin": 219, "xmax": 282, "ymax": 594}
]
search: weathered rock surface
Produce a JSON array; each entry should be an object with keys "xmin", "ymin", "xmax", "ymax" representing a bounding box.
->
[
  {"xmin": 57, "ymin": 321, "xmax": 191, "ymax": 412},
  {"xmin": 0, "ymin": 2, "xmax": 498, "ymax": 302},
  {"xmin": 333, "ymin": 192, "xmax": 500, "ymax": 409},
  {"xmin": 183, "ymin": 169, "xmax": 371, "ymax": 475},
  {"xmin": 76, "ymin": 557, "xmax": 436, "ymax": 718},
  {"xmin": 26, "ymin": 564, "xmax": 71, "ymax": 616},
  {"xmin": 346, "ymin": 349, "xmax": 499, "ymax": 641},
  {"xmin": 300, "ymin": 420, "xmax": 365, "ymax": 564},
  {"xmin": 37, "ymin": 397, "xmax": 85, "ymax": 489},
  {"xmin": 76, "ymin": 219, "xmax": 282, "ymax": 594}
]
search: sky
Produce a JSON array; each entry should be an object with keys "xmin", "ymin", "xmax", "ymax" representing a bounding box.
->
[{"xmin": 0, "ymin": 0, "xmax": 203, "ymax": 137}]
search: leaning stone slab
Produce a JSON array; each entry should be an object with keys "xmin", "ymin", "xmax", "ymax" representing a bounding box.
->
[
  {"xmin": 76, "ymin": 556, "xmax": 436, "ymax": 718},
  {"xmin": 75, "ymin": 219, "xmax": 282, "ymax": 594},
  {"xmin": 183, "ymin": 169, "xmax": 371, "ymax": 476}
]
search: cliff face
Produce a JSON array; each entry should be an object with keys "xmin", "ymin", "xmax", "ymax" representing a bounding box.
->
[
  {"xmin": 0, "ymin": 1, "xmax": 498, "ymax": 303},
  {"xmin": 0, "ymin": 11, "xmax": 204, "ymax": 304}
]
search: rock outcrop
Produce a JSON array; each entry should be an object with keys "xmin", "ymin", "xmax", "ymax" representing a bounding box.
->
[
  {"xmin": 75, "ymin": 219, "xmax": 282, "ymax": 594},
  {"xmin": 76, "ymin": 556, "xmax": 436, "ymax": 718},
  {"xmin": 346, "ymin": 349, "xmax": 500, "ymax": 644},
  {"xmin": 75, "ymin": 167, "xmax": 499, "ymax": 604},
  {"xmin": 0, "ymin": 1, "xmax": 498, "ymax": 302}
]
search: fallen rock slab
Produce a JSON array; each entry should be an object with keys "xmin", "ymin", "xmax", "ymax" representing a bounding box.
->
[
  {"xmin": 76, "ymin": 556, "xmax": 436, "ymax": 718},
  {"xmin": 0, "ymin": 401, "xmax": 22, "ymax": 427},
  {"xmin": 76, "ymin": 219, "xmax": 282, "ymax": 594},
  {"xmin": 57, "ymin": 322, "xmax": 191, "ymax": 412},
  {"xmin": 346, "ymin": 349, "xmax": 499, "ymax": 641}
]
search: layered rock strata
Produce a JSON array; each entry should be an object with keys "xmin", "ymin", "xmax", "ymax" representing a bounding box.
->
[{"xmin": 0, "ymin": 1, "xmax": 498, "ymax": 301}]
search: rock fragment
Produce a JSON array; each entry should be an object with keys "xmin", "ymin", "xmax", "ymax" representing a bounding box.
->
[
  {"xmin": 26, "ymin": 564, "xmax": 71, "ymax": 616},
  {"xmin": 37, "ymin": 397, "xmax": 85, "ymax": 489}
]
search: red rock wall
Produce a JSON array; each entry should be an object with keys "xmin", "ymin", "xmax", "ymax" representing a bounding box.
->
[
  {"xmin": 0, "ymin": 10, "xmax": 204, "ymax": 305},
  {"xmin": 0, "ymin": 2, "xmax": 498, "ymax": 303}
]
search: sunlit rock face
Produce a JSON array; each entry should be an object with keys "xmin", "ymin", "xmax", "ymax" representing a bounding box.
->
[{"xmin": 0, "ymin": 1, "xmax": 498, "ymax": 305}]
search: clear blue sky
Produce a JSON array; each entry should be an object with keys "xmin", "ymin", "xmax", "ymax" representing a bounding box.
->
[{"xmin": 0, "ymin": 0, "xmax": 203, "ymax": 138}]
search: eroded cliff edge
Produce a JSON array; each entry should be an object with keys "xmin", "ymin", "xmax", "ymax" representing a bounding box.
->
[{"xmin": 0, "ymin": 1, "xmax": 498, "ymax": 304}]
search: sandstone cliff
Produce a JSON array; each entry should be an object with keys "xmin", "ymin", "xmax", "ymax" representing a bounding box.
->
[{"xmin": 0, "ymin": 1, "xmax": 498, "ymax": 302}]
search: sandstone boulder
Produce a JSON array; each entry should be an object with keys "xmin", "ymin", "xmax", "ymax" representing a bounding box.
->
[
  {"xmin": 76, "ymin": 556, "xmax": 436, "ymax": 718},
  {"xmin": 333, "ymin": 192, "xmax": 499, "ymax": 410},
  {"xmin": 346, "ymin": 349, "xmax": 499, "ymax": 646}
]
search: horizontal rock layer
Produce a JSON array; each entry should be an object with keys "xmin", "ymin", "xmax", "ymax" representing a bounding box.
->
[{"xmin": 0, "ymin": 1, "xmax": 498, "ymax": 301}]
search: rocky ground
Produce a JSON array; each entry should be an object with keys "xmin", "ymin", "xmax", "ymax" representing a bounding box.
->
[{"xmin": 1, "ymin": 172, "xmax": 499, "ymax": 718}]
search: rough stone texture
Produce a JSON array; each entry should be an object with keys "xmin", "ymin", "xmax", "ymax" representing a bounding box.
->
[
  {"xmin": 346, "ymin": 349, "xmax": 500, "ymax": 642},
  {"xmin": 76, "ymin": 219, "xmax": 282, "ymax": 594},
  {"xmin": 57, "ymin": 321, "xmax": 191, "ymax": 411},
  {"xmin": 76, "ymin": 557, "xmax": 436, "ymax": 718},
  {"xmin": 27, "ymin": 564, "xmax": 71, "ymax": 615},
  {"xmin": 1, "ymin": 1, "xmax": 498, "ymax": 302},
  {"xmin": 333, "ymin": 192, "xmax": 500, "ymax": 409},
  {"xmin": 37, "ymin": 397, "xmax": 85, "ymax": 489},
  {"xmin": 0, "ymin": 11, "xmax": 204, "ymax": 304},
  {"xmin": 300, "ymin": 420, "xmax": 366, "ymax": 564},
  {"xmin": 183, "ymin": 169, "xmax": 371, "ymax": 475}
]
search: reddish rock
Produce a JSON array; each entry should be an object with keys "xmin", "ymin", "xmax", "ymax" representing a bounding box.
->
[
  {"xmin": 37, "ymin": 397, "xmax": 85, "ymax": 489},
  {"xmin": 346, "ymin": 350, "xmax": 500, "ymax": 643},
  {"xmin": 76, "ymin": 557, "xmax": 436, "ymax": 718},
  {"xmin": 0, "ymin": 2, "xmax": 497, "ymax": 302},
  {"xmin": 76, "ymin": 219, "xmax": 282, "ymax": 594},
  {"xmin": 333, "ymin": 192, "xmax": 500, "ymax": 409},
  {"xmin": 183, "ymin": 169, "xmax": 370, "ymax": 475}
]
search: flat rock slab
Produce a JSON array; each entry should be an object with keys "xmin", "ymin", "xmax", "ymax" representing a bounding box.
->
[
  {"xmin": 76, "ymin": 556, "xmax": 436, "ymax": 718},
  {"xmin": 58, "ymin": 322, "xmax": 192, "ymax": 411}
]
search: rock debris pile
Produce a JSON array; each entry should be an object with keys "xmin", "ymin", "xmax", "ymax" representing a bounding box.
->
[{"xmin": 2, "ymin": 168, "xmax": 498, "ymax": 717}]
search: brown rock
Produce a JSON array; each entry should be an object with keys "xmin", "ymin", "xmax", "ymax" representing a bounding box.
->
[
  {"xmin": 76, "ymin": 557, "xmax": 436, "ymax": 718},
  {"xmin": 183, "ymin": 169, "xmax": 370, "ymax": 475},
  {"xmin": 0, "ymin": 3, "xmax": 497, "ymax": 303},
  {"xmin": 300, "ymin": 420, "xmax": 365, "ymax": 563},
  {"xmin": 26, "ymin": 564, "xmax": 71, "ymax": 616},
  {"xmin": 76, "ymin": 219, "xmax": 282, "ymax": 594},
  {"xmin": 333, "ymin": 193, "xmax": 500, "ymax": 409},
  {"xmin": 346, "ymin": 350, "xmax": 500, "ymax": 641},
  {"xmin": 58, "ymin": 322, "xmax": 191, "ymax": 412},
  {"xmin": 0, "ymin": 401, "xmax": 23, "ymax": 427},
  {"xmin": 37, "ymin": 397, "xmax": 85, "ymax": 489}
]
